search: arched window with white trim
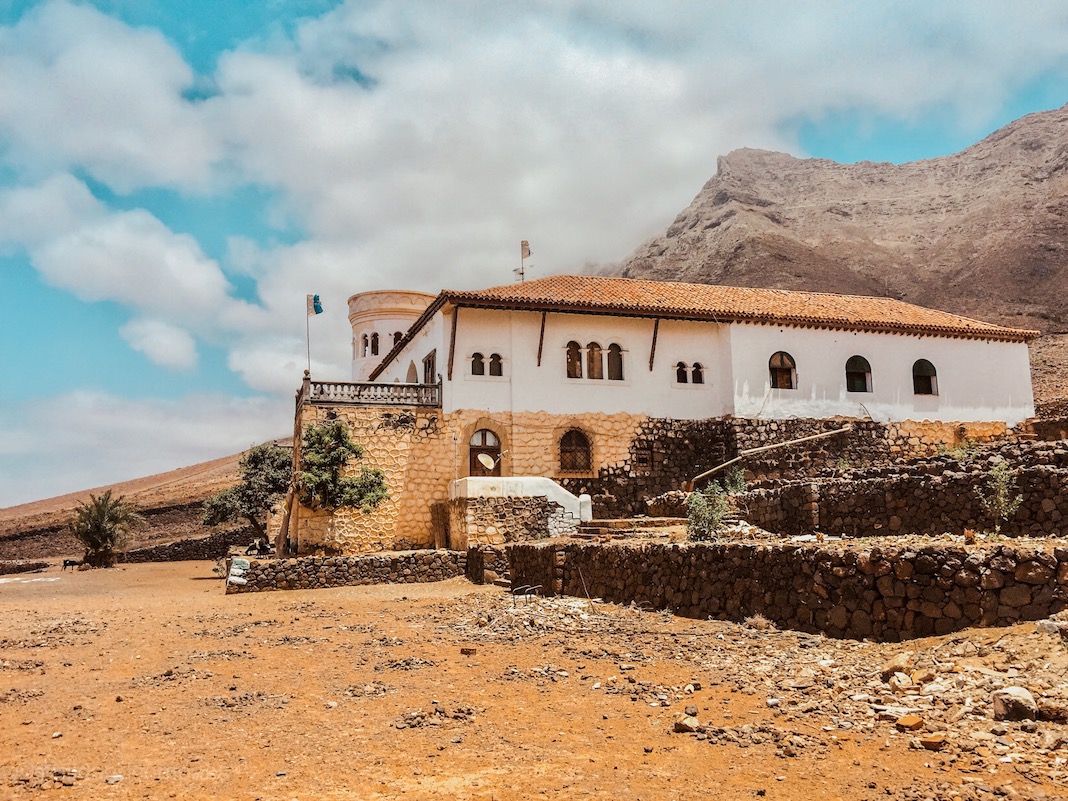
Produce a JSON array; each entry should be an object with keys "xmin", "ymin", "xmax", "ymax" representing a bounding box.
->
[
  {"xmin": 489, "ymin": 353, "xmax": 503, "ymax": 377},
  {"xmin": 845, "ymin": 355, "xmax": 872, "ymax": 393},
  {"xmin": 471, "ymin": 352, "xmax": 485, "ymax": 376}
]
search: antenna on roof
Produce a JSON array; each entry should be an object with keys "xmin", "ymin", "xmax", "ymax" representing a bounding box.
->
[{"xmin": 515, "ymin": 240, "xmax": 532, "ymax": 282}]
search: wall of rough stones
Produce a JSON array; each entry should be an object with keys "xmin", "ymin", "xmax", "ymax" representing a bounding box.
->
[
  {"xmin": 447, "ymin": 496, "xmax": 576, "ymax": 550},
  {"xmin": 733, "ymin": 484, "xmax": 818, "ymax": 535},
  {"xmin": 464, "ymin": 545, "xmax": 507, "ymax": 584},
  {"xmin": 0, "ymin": 560, "xmax": 49, "ymax": 575},
  {"xmin": 507, "ymin": 541, "xmax": 1068, "ymax": 641},
  {"xmin": 289, "ymin": 389, "xmax": 1025, "ymax": 554},
  {"xmin": 123, "ymin": 528, "xmax": 252, "ymax": 563},
  {"xmin": 226, "ymin": 549, "xmax": 466, "ymax": 593}
]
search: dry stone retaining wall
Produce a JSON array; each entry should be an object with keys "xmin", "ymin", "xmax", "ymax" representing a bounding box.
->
[
  {"xmin": 448, "ymin": 496, "xmax": 577, "ymax": 549},
  {"xmin": 123, "ymin": 528, "xmax": 252, "ymax": 563},
  {"xmin": 507, "ymin": 541, "xmax": 1068, "ymax": 641},
  {"xmin": 225, "ymin": 549, "xmax": 466, "ymax": 593}
]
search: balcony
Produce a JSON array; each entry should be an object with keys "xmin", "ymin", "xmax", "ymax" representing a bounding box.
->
[{"xmin": 298, "ymin": 379, "xmax": 441, "ymax": 409}]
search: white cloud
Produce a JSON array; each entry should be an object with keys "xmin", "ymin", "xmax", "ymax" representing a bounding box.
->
[
  {"xmin": 120, "ymin": 318, "xmax": 198, "ymax": 371},
  {"xmin": 0, "ymin": 391, "xmax": 290, "ymax": 508}
]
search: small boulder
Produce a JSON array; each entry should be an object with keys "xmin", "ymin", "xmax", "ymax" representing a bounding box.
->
[
  {"xmin": 674, "ymin": 713, "xmax": 703, "ymax": 733},
  {"xmin": 880, "ymin": 652, "xmax": 913, "ymax": 680},
  {"xmin": 991, "ymin": 687, "xmax": 1037, "ymax": 721}
]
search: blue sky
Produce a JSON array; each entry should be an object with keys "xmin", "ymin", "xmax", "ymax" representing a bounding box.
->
[{"xmin": 2, "ymin": 0, "xmax": 1067, "ymax": 506}]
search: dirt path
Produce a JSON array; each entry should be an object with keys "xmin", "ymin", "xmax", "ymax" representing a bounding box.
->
[{"xmin": 0, "ymin": 563, "xmax": 1063, "ymax": 800}]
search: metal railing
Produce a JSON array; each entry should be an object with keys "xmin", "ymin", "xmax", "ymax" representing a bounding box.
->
[{"xmin": 300, "ymin": 380, "xmax": 441, "ymax": 408}]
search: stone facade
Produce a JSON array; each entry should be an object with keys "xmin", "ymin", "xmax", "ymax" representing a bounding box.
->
[
  {"xmin": 288, "ymin": 387, "xmax": 1026, "ymax": 555},
  {"xmin": 226, "ymin": 549, "xmax": 466, "ymax": 594},
  {"xmin": 447, "ymin": 496, "xmax": 577, "ymax": 549},
  {"xmin": 507, "ymin": 541, "xmax": 1068, "ymax": 641}
]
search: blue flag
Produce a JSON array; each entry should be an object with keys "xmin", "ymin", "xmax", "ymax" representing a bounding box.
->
[{"xmin": 307, "ymin": 294, "xmax": 323, "ymax": 316}]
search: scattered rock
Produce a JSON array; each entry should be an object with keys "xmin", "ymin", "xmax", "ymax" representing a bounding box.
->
[{"xmin": 992, "ymin": 687, "xmax": 1038, "ymax": 721}]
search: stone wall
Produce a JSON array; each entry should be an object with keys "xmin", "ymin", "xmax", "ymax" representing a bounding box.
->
[
  {"xmin": 0, "ymin": 560, "xmax": 49, "ymax": 575},
  {"xmin": 123, "ymin": 528, "xmax": 252, "ymax": 563},
  {"xmin": 226, "ymin": 549, "xmax": 466, "ymax": 593},
  {"xmin": 289, "ymin": 391, "xmax": 1027, "ymax": 554},
  {"xmin": 507, "ymin": 541, "xmax": 1068, "ymax": 641},
  {"xmin": 447, "ymin": 496, "xmax": 578, "ymax": 549},
  {"xmin": 464, "ymin": 545, "xmax": 507, "ymax": 584},
  {"xmin": 733, "ymin": 483, "xmax": 818, "ymax": 535}
]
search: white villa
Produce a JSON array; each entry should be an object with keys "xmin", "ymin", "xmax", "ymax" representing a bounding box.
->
[
  {"xmin": 358, "ymin": 275, "xmax": 1036, "ymax": 427},
  {"xmin": 283, "ymin": 275, "xmax": 1036, "ymax": 556}
]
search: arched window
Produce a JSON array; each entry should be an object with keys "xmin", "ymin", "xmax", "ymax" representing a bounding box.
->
[
  {"xmin": 845, "ymin": 355, "xmax": 872, "ymax": 393},
  {"xmin": 913, "ymin": 359, "xmax": 938, "ymax": 395},
  {"xmin": 489, "ymin": 353, "xmax": 503, "ymax": 377},
  {"xmin": 371, "ymin": 332, "xmax": 379, "ymax": 356},
  {"xmin": 559, "ymin": 429, "xmax": 592, "ymax": 472},
  {"xmin": 675, "ymin": 362, "xmax": 689, "ymax": 384},
  {"xmin": 469, "ymin": 429, "xmax": 501, "ymax": 476},
  {"xmin": 608, "ymin": 343, "xmax": 624, "ymax": 380},
  {"xmin": 587, "ymin": 342, "xmax": 604, "ymax": 379},
  {"xmin": 361, "ymin": 333, "xmax": 369, "ymax": 358},
  {"xmin": 471, "ymin": 352, "xmax": 485, "ymax": 376},
  {"xmin": 393, "ymin": 331, "xmax": 403, "ymax": 346},
  {"xmin": 691, "ymin": 362, "xmax": 704, "ymax": 385},
  {"xmin": 566, "ymin": 341, "xmax": 583, "ymax": 379},
  {"xmin": 769, "ymin": 351, "xmax": 796, "ymax": 390}
]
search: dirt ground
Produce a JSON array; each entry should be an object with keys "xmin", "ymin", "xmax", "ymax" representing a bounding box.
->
[{"xmin": 1, "ymin": 562, "xmax": 1065, "ymax": 801}]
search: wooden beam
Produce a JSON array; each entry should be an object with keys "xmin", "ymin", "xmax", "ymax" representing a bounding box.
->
[
  {"xmin": 648, "ymin": 318, "xmax": 660, "ymax": 371},
  {"xmin": 446, "ymin": 307, "xmax": 458, "ymax": 381},
  {"xmin": 536, "ymin": 311, "xmax": 547, "ymax": 366}
]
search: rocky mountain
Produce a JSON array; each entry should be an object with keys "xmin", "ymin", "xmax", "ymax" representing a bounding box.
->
[{"xmin": 619, "ymin": 104, "xmax": 1068, "ymax": 337}]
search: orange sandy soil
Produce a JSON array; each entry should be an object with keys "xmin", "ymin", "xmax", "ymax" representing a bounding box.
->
[{"xmin": 0, "ymin": 562, "xmax": 1061, "ymax": 801}]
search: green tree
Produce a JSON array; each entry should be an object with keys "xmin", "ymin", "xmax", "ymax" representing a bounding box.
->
[
  {"xmin": 298, "ymin": 420, "xmax": 388, "ymax": 512},
  {"xmin": 202, "ymin": 443, "xmax": 292, "ymax": 538},
  {"xmin": 977, "ymin": 460, "xmax": 1024, "ymax": 534},
  {"xmin": 69, "ymin": 490, "xmax": 144, "ymax": 568}
]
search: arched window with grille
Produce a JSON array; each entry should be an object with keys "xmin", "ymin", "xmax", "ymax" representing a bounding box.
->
[
  {"xmin": 489, "ymin": 353, "xmax": 503, "ymax": 376},
  {"xmin": 607, "ymin": 343, "xmax": 624, "ymax": 380},
  {"xmin": 587, "ymin": 342, "xmax": 604, "ymax": 379},
  {"xmin": 471, "ymin": 352, "xmax": 485, "ymax": 376},
  {"xmin": 469, "ymin": 429, "xmax": 501, "ymax": 476},
  {"xmin": 913, "ymin": 359, "xmax": 938, "ymax": 395},
  {"xmin": 675, "ymin": 362, "xmax": 688, "ymax": 384},
  {"xmin": 559, "ymin": 429, "xmax": 592, "ymax": 472},
  {"xmin": 371, "ymin": 332, "xmax": 379, "ymax": 356},
  {"xmin": 845, "ymin": 355, "xmax": 872, "ymax": 393},
  {"xmin": 691, "ymin": 362, "xmax": 704, "ymax": 385},
  {"xmin": 566, "ymin": 341, "xmax": 582, "ymax": 379},
  {"xmin": 769, "ymin": 351, "xmax": 796, "ymax": 390}
]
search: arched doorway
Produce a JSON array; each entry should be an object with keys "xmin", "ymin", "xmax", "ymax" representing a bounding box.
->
[{"xmin": 469, "ymin": 429, "xmax": 502, "ymax": 476}]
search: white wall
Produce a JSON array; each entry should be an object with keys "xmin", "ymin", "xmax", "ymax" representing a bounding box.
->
[
  {"xmin": 729, "ymin": 324, "xmax": 1035, "ymax": 424},
  {"xmin": 446, "ymin": 308, "xmax": 734, "ymax": 417},
  {"xmin": 375, "ymin": 313, "xmax": 445, "ymax": 385}
]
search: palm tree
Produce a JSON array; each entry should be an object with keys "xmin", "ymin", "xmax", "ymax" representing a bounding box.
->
[{"xmin": 69, "ymin": 490, "xmax": 144, "ymax": 567}]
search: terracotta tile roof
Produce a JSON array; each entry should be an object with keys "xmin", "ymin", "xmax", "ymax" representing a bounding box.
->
[{"xmin": 440, "ymin": 275, "xmax": 1038, "ymax": 342}]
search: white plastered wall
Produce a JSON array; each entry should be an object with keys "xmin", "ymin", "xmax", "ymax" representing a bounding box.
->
[{"xmin": 728, "ymin": 323, "xmax": 1035, "ymax": 424}]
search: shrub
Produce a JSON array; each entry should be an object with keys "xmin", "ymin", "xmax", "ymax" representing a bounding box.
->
[
  {"xmin": 69, "ymin": 490, "xmax": 144, "ymax": 567},
  {"xmin": 722, "ymin": 466, "xmax": 748, "ymax": 495},
  {"xmin": 298, "ymin": 420, "xmax": 388, "ymax": 512},
  {"xmin": 977, "ymin": 460, "xmax": 1023, "ymax": 534},
  {"xmin": 687, "ymin": 484, "xmax": 729, "ymax": 542}
]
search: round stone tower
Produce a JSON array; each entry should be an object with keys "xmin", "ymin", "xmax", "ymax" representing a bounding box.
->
[{"xmin": 348, "ymin": 289, "xmax": 437, "ymax": 381}]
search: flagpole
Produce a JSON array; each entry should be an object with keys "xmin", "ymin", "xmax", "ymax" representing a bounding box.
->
[{"xmin": 306, "ymin": 309, "xmax": 311, "ymax": 375}]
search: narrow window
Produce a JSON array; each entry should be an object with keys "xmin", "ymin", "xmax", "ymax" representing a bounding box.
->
[
  {"xmin": 608, "ymin": 343, "xmax": 624, "ymax": 380},
  {"xmin": 587, "ymin": 342, "xmax": 603, "ymax": 379},
  {"xmin": 676, "ymin": 362, "xmax": 689, "ymax": 384},
  {"xmin": 845, "ymin": 355, "xmax": 872, "ymax": 393},
  {"xmin": 393, "ymin": 331, "xmax": 403, "ymax": 346},
  {"xmin": 471, "ymin": 352, "xmax": 485, "ymax": 376},
  {"xmin": 423, "ymin": 350, "xmax": 437, "ymax": 384},
  {"xmin": 692, "ymin": 362, "xmax": 704, "ymax": 385},
  {"xmin": 559, "ymin": 429, "xmax": 592, "ymax": 472},
  {"xmin": 566, "ymin": 341, "xmax": 583, "ymax": 379},
  {"xmin": 769, "ymin": 351, "xmax": 796, "ymax": 390},
  {"xmin": 361, "ymin": 333, "xmax": 369, "ymax": 358},
  {"xmin": 913, "ymin": 359, "xmax": 938, "ymax": 396},
  {"xmin": 489, "ymin": 353, "xmax": 503, "ymax": 377},
  {"xmin": 371, "ymin": 332, "xmax": 379, "ymax": 356}
]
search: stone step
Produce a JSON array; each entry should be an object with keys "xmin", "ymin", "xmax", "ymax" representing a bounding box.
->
[{"xmin": 491, "ymin": 577, "xmax": 512, "ymax": 588}]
